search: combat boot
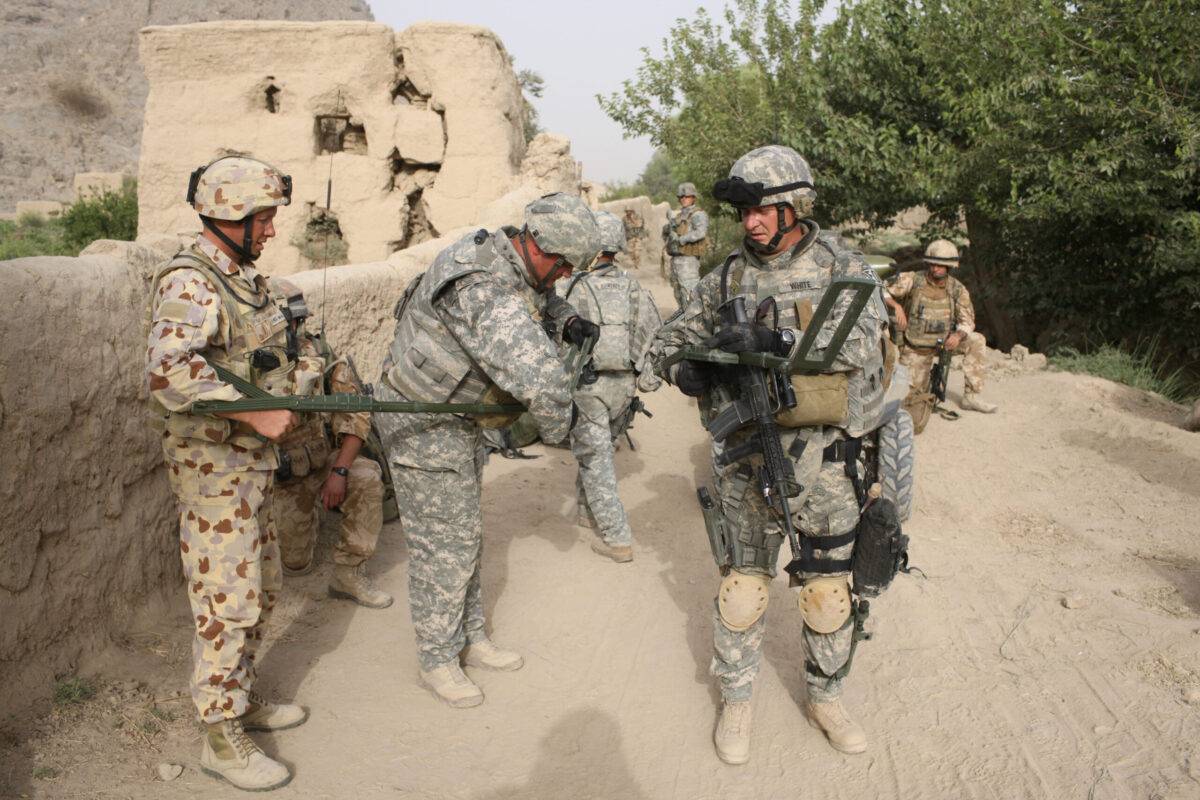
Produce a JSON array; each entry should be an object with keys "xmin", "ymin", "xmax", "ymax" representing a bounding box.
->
[
  {"xmin": 806, "ymin": 698, "xmax": 868, "ymax": 754},
  {"xmin": 714, "ymin": 700, "xmax": 752, "ymax": 765},
  {"xmin": 590, "ymin": 538, "xmax": 634, "ymax": 563},
  {"xmin": 462, "ymin": 638, "xmax": 524, "ymax": 671},
  {"xmin": 329, "ymin": 564, "xmax": 394, "ymax": 609},
  {"xmin": 199, "ymin": 717, "xmax": 291, "ymax": 791},
  {"xmin": 959, "ymin": 392, "xmax": 998, "ymax": 413},
  {"xmin": 241, "ymin": 691, "xmax": 308, "ymax": 732},
  {"xmin": 420, "ymin": 661, "xmax": 484, "ymax": 708}
]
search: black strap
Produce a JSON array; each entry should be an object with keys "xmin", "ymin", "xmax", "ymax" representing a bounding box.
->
[
  {"xmin": 717, "ymin": 253, "xmax": 740, "ymax": 305},
  {"xmin": 795, "ymin": 528, "xmax": 856, "ymax": 574}
]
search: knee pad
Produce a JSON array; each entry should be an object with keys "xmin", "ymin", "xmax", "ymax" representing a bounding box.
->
[
  {"xmin": 797, "ymin": 576, "xmax": 852, "ymax": 634},
  {"xmin": 717, "ymin": 571, "xmax": 771, "ymax": 632}
]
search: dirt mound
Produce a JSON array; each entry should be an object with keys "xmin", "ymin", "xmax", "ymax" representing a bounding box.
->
[
  {"xmin": 0, "ymin": 0, "xmax": 372, "ymax": 212},
  {"xmin": 3, "ymin": 275, "xmax": 1198, "ymax": 798}
]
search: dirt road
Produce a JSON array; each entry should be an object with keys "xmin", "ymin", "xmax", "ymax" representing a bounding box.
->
[{"xmin": 5, "ymin": 279, "xmax": 1200, "ymax": 800}]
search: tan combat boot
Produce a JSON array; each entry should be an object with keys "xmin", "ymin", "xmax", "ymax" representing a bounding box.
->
[
  {"xmin": 241, "ymin": 691, "xmax": 308, "ymax": 732},
  {"xmin": 806, "ymin": 698, "xmax": 868, "ymax": 754},
  {"xmin": 714, "ymin": 700, "xmax": 753, "ymax": 765},
  {"xmin": 959, "ymin": 392, "xmax": 998, "ymax": 413},
  {"xmin": 462, "ymin": 638, "xmax": 524, "ymax": 671},
  {"xmin": 420, "ymin": 661, "xmax": 484, "ymax": 708},
  {"xmin": 590, "ymin": 538, "xmax": 634, "ymax": 563},
  {"xmin": 329, "ymin": 564, "xmax": 394, "ymax": 609},
  {"xmin": 199, "ymin": 717, "xmax": 291, "ymax": 791}
]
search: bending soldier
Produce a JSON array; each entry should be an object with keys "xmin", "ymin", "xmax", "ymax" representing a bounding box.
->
[
  {"xmin": 884, "ymin": 239, "xmax": 998, "ymax": 424},
  {"xmin": 652, "ymin": 146, "xmax": 892, "ymax": 764},
  {"xmin": 145, "ymin": 156, "xmax": 305, "ymax": 792},
  {"xmin": 375, "ymin": 193, "xmax": 601, "ymax": 708},
  {"xmin": 269, "ymin": 281, "xmax": 392, "ymax": 609},
  {"xmin": 559, "ymin": 210, "xmax": 663, "ymax": 562},
  {"xmin": 663, "ymin": 182, "xmax": 709, "ymax": 308}
]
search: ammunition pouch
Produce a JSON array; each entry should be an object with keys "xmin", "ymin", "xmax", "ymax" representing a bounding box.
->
[
  {"xmin": 775, "ymin": 373, "xmax": 849, "ymax": 428},
  {"xmin": 677, "ymin": 240, "xmax": 707, "ymax": 258},
  {"xmin": 851, "ymin": 497, "xmax": 908, "ymax": 598},
  {"xmin": 731, "ymin": 523, "xmax": 784, "ymax": 574}
]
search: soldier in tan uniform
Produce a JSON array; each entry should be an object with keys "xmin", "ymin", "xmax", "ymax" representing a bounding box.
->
[
  {"xmin": 146, "ymin": 156, "xmax": 305, "ymax": 791},
  {"xmin": 885, "ymin": 239, "xmax": 998, "ymax": 416},
  {"xmin": 269, "ymin": 281, "xmax": 392, "ymax": 609}
]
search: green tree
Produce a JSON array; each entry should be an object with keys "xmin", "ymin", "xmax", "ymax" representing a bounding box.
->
[
  {"xmin": 601, "ymin": 0, "xmax": 1200, "ymax": 367},
  {"xmin": 518, "ymin": 68, "xmax": 545, "ymax": 144}
]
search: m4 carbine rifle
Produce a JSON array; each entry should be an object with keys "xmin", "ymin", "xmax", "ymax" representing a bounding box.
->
[{"xmin": 929, "ymin": 338, "xmax": 951, "ymax": 403}]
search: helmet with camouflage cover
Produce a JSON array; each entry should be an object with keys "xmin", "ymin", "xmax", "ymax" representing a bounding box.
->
[
  {"xmin": 186, "ymin": 155, "xmax": 292, "ymax": 262},
  {"xmin": 923, "ymin": 239, "xmax": 960, "ymax": 268},
  {"xmin": 187, "ymin": 156, "xmax": 292, "ymax": 221},
  {"xmin": 712, "ymin": 145, "xmax": 816, "ymax": 252},
  {"xmin": 677, "ymin": 182, "xmax": 698, "ymax": 199},
  {"xmin": 593, "ymin": 210, "xmax": 626, "ymax": 256},
  {"xmin": 523, "ymin": 192, "xmax": 601, "ymax": 272}
]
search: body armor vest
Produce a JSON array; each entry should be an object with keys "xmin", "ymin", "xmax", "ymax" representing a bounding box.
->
[
  {"xmin": 148, "ymin": 248, "xmax": 292, "ymax": 452},
  {"xmin": 721, "ymin": 231, "xmax": 890, "ymax": 437},
  {"xmin": 384, "ymin": 231, "xmax": 530, "ymax": 409},
  {"xmin": 671, "ymin": 207, "xmax": 708, "ymax": 258},
  {"xmin": 903, "ymin": 273, "xmax": 961, "ymax": 349},
  {"xmin": 563, "ymin": 265, "xmax": 637, "ymax": 372}
]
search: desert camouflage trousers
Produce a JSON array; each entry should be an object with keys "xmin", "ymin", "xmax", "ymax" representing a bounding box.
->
[
  {"xmin": 570, "ymin": 389, "xmax": 634, "ymax": 547},
  {"xmin": 391, "ymin": 447, "xmax": 488, "ymax": 671},
  {"xmin": 273, "ymin": 450, "xmax": 384, "ymax": 570},
  {"xmin": 900, "ymin": 330, "xmax": 989, "ymax": 395},
  {"xmin": 166, "ymin": 463, "xmax": 281, "ymax": 724},
  {"xmin": 669, "ymin": 255, "xmax": 701, "ymax": 309},
  {"xmin": 711, "ymin": 457, "xmax": 860, "ymax": 704}
]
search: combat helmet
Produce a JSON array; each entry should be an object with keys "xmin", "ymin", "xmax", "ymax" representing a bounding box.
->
[
  {"xmin": 712, "ymin": 145, "xmax": 816, "ymax": 252},
  {"xmin": 923, "ymin": 239, "xmax": 960, "ymax": 268},
  {"xmin": 593, "ymin": 210, "xmax": 626, "ymax": 256},
  {"xmin": 521, "ymin": 192, "xmax": 601, "ymax": 290},
  {"xmin": 677, "ymin": 182, "xmax": 698, "ymax": 199},
  {"xmin": 186, "ymin": 155, "xmax": 292, "ymax": 262}
]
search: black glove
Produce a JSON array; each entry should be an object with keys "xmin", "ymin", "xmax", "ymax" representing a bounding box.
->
[
  {"xmin": 580, "ymin": 359, "xmax": 599, "ymax": 385},
  {"xmin": 704, "ymin": 322, "xmax": 786, "ymax": 355},
  {"xmin": 563, "ymin": 316, "xmax": 600, "ymax": 348},
  {"xmin": 674, "ymin": 360, "xmax": 713, "ymax": 397}
]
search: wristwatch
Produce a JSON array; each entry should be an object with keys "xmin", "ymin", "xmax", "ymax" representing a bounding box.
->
[
  {"xmin": 331, "ymin": 466, "xmax": 350, "ymax": 478},
  {"xmin": 777, "ymin": 328, "xmax": 796, "ymax": 356}
]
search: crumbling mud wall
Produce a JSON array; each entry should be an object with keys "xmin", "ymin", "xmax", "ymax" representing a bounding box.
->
[
  {"xmin": 138, "ymin": 21, "xmax": 578, "ymax": 276},
  {"xmin": 0, "ymin": 240, "xmax": 424, "ymax": 719},
  {"xmin": 0, "ymin": 0, "xmax": 373, "ymax": 213}
]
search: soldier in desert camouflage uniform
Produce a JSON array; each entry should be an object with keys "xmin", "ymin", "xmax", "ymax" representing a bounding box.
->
[
  {"xmin": 885, "ymin": 239, "xmax": 998, "ymax": 416},
  {"xmin": 651, "ymin": 146, "xmax": 891, "ymax": 765},
  {"xmin": 663, "ymin": 182, "xmax": 710, "ymax": 309},
  {"xmin": 146, "ymin": 156, "xmax": 305, "ymax": 792},
  {"xmin": 375, "ymin": 193, "xmax": 601, "ymax": 708},
  {"xmin": 268, "ymin": 281, "xmax": 392, "ymax": 609},
  {"xmin": 558, "ymin": 211, "xmax": 663, "ymax": 562}
]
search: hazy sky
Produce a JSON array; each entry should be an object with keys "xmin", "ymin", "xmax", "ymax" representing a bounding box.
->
[{"xmin": 372, "ymin": 0, "xmax": 839, "ymax": 186}]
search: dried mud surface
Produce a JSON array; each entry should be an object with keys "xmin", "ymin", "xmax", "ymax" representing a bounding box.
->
[{"xmin": 3, "ymin": 275, "xmax": 1199, "ymax": 799}]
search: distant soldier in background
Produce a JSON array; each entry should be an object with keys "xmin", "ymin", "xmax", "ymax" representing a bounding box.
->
[
  {"xmin": 559, "ymin": 210, "xmax": 663, "ymax": 562},
  {"xmin": 375, "ymin": 193, "xmax": 600, "ymax": 708},
  {"xmin": 885, "ymin": 239, "xmax": 998, "ymax": 425},
  {"xmin": 146, "ymin": 156, "xmax": 303, "ymax": 792},
  {"xmin": 268, "ymin": 281, "xmax": 392, "ymax": 610},
  {"xmin": 623, "ymin": 207, "xmax": 645, "ymax": 268},
  {"xmin": 663, "ymin": 182, "xmax": 709, "ymax": 308}
]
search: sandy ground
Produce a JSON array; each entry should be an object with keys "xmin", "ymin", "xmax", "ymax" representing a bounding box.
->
[{"xmin": 4, "ymin": 275, "xmax": 1200, "ymax": 800}]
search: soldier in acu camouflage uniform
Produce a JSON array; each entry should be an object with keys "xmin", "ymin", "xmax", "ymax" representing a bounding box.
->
[
  {"xmin": 375, "ymin": 193, "xmax": 601, "ymax": 708},
  {"xmin": 663, "ymin": 182, "xmax": 710, "ymax": 309},
  {"xmin": 268, "ymin": 280, "xmax": 392, "ymax": 609},
  {"xmin": 651, "ymin": 146, "xmax": 891, "ymax": 764},
  {"xmin": 557, "ymin": 210, "xmax": 663, "ymax": 562},
  {"xmin": 146, "ymin": 156, "xmax": 306, "ymax": 792},
  {"xmin": 885, "ymin": 239, "xmax": 998, "ymax": 416}
]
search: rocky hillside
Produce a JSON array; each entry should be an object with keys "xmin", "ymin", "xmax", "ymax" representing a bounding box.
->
[{"xmin": 0, "ymin": 0, "xmax": 372, "ymax": 212}]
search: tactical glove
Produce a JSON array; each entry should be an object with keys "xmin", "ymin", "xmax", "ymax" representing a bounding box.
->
[
  {"xmin": 564, "ymin": 316, "xmax": 601, "ymax": 348},
  {"xmin": 705, "ymin": 322, "xmax": 787, "ymax": 355},
  {"xmin": 673, "ymin": 360, "xmax": 713, "ymax": 397}
]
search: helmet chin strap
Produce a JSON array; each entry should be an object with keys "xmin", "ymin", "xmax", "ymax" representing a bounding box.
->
[
  {"xmin": 745, "ymin": 203, "xmax": 799, "ymax": 254},
  {"xmin": 518, "ymin": 228, "xmax": 558, "ymax": 293},
  {"xmin": 202, "ymin": 216, "xmax": 258, "ymax": 264}
]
